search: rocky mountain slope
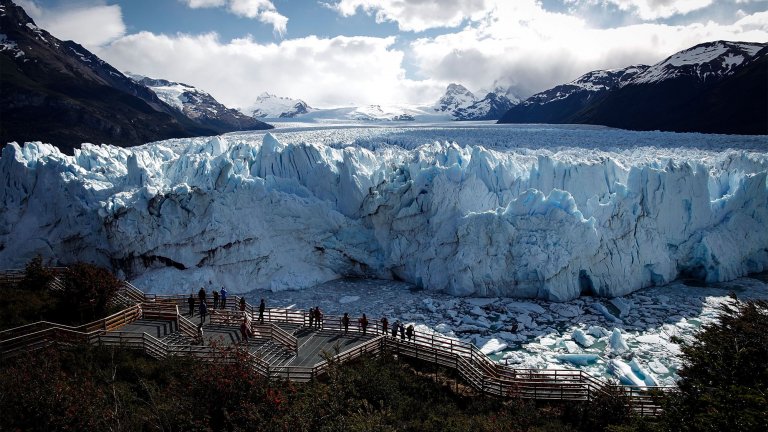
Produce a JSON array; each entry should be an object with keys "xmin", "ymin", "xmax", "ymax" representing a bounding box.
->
[
  {"xmin": 0, "ymin": 0, "xmax": 271, "ymax": 154},
  {"xmin": 130, "ymin": 74, "xmax": 271, "ymax": 132},
  {"xmin": 435, "ymin": 84, "xmax": 518, "ymax": 120},
  {"xmin": 499, "ymin": 41, "xmax": 767, "ymax": 135}
]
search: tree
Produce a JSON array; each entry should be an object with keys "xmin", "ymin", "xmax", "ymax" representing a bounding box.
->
[
  {"xmin": 19, "ymin": 255, "xmax": 54, "ymax": 291},
  {"xmin": 663, "ymin": 298, "xmax": 768, "ymax": 432},
  {"xmin": 60, "ymin": 263, "xmax": 121, "ymax": 322}
]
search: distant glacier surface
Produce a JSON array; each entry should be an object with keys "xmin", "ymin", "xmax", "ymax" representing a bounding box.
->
[{"xmin": 1, "ymin": 123, "xmax": 766, "ymax": 300}]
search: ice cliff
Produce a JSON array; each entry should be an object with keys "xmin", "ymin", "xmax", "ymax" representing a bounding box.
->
[{"xmin": 1, "ymin": 130, "xmax": 767, "ymax": 300}]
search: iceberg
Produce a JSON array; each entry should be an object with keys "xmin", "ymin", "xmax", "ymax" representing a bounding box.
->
[{"xmin": 1, "ymin": 126, "xmax": 767, "ymax": 300}]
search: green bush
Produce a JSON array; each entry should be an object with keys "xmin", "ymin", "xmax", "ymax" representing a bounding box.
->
[{"xmin": 662, "ymin": 299, "xmax": 768, "ymax": 432}]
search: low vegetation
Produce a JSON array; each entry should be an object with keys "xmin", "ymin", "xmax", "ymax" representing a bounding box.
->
[
  {"xmin": 0, "ymin": 257, "xmax": 121, "ymax": 330},
  {"xmin": 2, "ymin": 260, "xmax": 765, "ymax": 431}
]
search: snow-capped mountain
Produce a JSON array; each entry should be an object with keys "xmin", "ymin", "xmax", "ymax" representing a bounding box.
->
[
  {"xmin": 631, "ymin": 41, "xmax": 765, "ymax": 84},
  {"xmin": 0, "ymin": 0, "xmax": 272, "ymax": 154},
  {"xmin": 434, "ymin": 83, "xmax": 477, "ymax": 113},
  {"xmin": 435, "ymin": 84, "xmax": 519, "ymax": 120},
  {"xmin": 498, "ymin": 65, "xmax": 649, "ymax": 124},
  {"xmin": 130, "ymin": 74, "xmax": 270, "ymax": 132},
  {"xmin": 247, "ymin": 92, "xmax": 313, "ymax": 118},
  {"xmin": 500, "ymin": 40, "xmax": 767, "ymax": 134}
]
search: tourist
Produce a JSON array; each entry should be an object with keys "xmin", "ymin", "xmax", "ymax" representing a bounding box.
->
[
  {"xmin": 198, "ymin": 286, "xmax": 206, "ymax": 304},
  {"xmin": 381, "ymin": 316, "xmax": 388, "ymax": 335},
  {"xmin": 406, "ymin": 324, "xmax": 414, "ymax": 342},
  {"xmin": 391, "ymin": 321, "xmax": 398, "ymax": 338},
  {"xmin": 240, "ymin": 318, "xmax": 249, "ymax": 343},
  {"xmin": 199, "ymin": 300, "xmax": 208, "ymax": 324},
  {"xmin": 220, "ymin": 286, "xmax": 227, "ymax": 309},
  {"xmin": 212, "ymin": 289, "xmax": 219, "ymax": 309},
  {"xmin": 240, "ymin": 296, "xmax": 247, "ymax": 312},
  {"xmin": 258, "ymin": 298, "xmax": 266, "ymax": 323},
  {"xmin": 342, "ymin": 312, "xmax": 350, "ymax": 334},
  {"xmin": 359, "ymin": 313, "xmax": 369, "ymax": 335},
  {"xmin": 399, "ymin": 322, "xmax": 405, "ymax": 340},
  {"xmin": 308, "ymin": 307, "xmax": 315, "ymax": 327},
  {"xmin": 315, "ymin": 307, "xmax": 323, "ymax": 328},
  {"xmin": 187, "ymin": 294, "xmax": 195, "ymax": 317}
]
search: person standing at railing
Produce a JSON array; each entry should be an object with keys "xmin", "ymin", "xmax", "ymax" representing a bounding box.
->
[
  {"xmin": 342, "ymin": 313, "xmax": 350, "ymax": 334},
  {"xmin": 406, "ymin": 324, "xmax": 414, "ymax": 342},
  {"xmin": 198, "ymin": 287, "xmax": 206, "ymax": 305},
  {"xmin": 220, "ymin": 287, "xmax": 227, "ymax": 309},
  {"xmin": 315, "ymin": 307, "xmax": 323, "ymax": 329},
  {"xmin": 308, "ymin": 307, "xmax": 315, "ymax": 327},
  {"xmin": 258, "ymin": 298, "xmax": 265, "ymax": 323},
  {"xmin": 187, "ymin": 294, "xmax": 195, "ymax": 317},
  {"xmin": 399, "ymin": 322, "xmax": 406, "ymax": 340},
  {"xmin": 391, "ymin": 321, "xmax": 399, "ymax": 338},
  {"xmin": 200, "ymin": 300, "xmax": 208, "ymax": 324},
  {"xmin": 359, "ymin": 314, "xmax": 369, "ymax": 335},
  {"xmin": 381, "ymin": 316, "xmax": 388, "ymax": 335},
  {"xmin": 240, "ymin": 297, "xmax": 247, "ymax": 313},
  {"xmin": 240, "ymin": 318, "xmax": 249, "ymax": 343},
  {"xmin": 213, "ymin": 289, "xmax": 219, "ymax": 309}
]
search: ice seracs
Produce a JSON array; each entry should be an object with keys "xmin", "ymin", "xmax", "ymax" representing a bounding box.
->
[{"xmin": 1, "ymin": 126, "xmax": 767, "ymax": 302}]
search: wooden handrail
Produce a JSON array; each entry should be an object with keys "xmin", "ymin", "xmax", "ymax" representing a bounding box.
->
[{"xmin": 0, "ymin": 269, "xmax": 675, "ymax": 414}]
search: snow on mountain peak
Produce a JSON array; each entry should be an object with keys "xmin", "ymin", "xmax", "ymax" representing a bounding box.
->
[
  {"xmin": 631, "ymin": 41, "xmax": 767, "ymax": 84},
  {"xmin": 248, "ymin": 92, "xmax": 313, "ymax": 118},
  {"xmin": 435, "ymin": 83, "xmax": 477, "ymax": 112}
]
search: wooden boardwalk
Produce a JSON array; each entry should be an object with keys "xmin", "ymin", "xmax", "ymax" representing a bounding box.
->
[{"xmin": 0, "ymin": 274, "xmax": 674, "ymax": 416}]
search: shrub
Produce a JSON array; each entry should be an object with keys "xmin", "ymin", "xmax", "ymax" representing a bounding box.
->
[{"xmin": 662, "ymin": 298, "xmax": 768, "ymax": 432}]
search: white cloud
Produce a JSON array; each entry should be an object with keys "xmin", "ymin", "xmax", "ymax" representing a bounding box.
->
[
  {"xmin": 327, "ymin": 0, "xmax": 490, "ymax": 31},
  {"xmin": 594, "ymin": 0, "xmax": 715, "ymax": 20},
  {"xmin": 181, "ymin": 0, "xmax": 288, "ymax": 36},
  {"xmin": 95, "ymin": 32, "xmax": 443, "ymax": 108},
  {"xmin": 408, "ymin": 0, "xmax": 768, "ymax": 97},
  {"xmin": 15, "ymin": 0, "xmax": 125, "ymax": 47}
]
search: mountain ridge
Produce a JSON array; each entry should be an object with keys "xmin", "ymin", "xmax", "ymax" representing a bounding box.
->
[
  {"xmin": 0, "ymin": 0, "xmax": 271, "ymax": 154},
  {"xmin": 499, "ymin": 40, "xmax": 768, "ymax": 135}
]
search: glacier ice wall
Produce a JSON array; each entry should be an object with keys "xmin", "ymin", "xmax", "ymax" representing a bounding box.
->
[{"xmin": 1, "ymin": 130, "xmax": 767, "ymax": 300}]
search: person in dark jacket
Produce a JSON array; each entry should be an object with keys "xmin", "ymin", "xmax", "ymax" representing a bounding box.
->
[
  {"xmin": 199, "ymin": 300, "xmax": 208, "ymax": 324},
  {"xmin": 399, "ymin": 322, "xmax": 406, "ymax": 340},
  {"xmin": 212, "ymin": 290, "xmax": 219, "ymax": 309},
  {"xmin": 308, "ymin": 307, "xmax": 315, "ymax": 327},
  {"xmin": 359, "ymin": 314, "xmax": 369, "ymax": 335},
  {"xmin": 381, "ymin": 316, "xmax": 388, "ymax": 335},
  {"xmin": 258, "ymin": 298, "xmax": 266, "ymax": 322},
  {"xmin": 391, "ymin": 321, "xmax": 398, "ymax": 338},
  {"xmin": 187, "ymin": 294, "xmax": 195, "ymax": 317},
  {"xmin": 240, "ymin": 297, "xmax": 247, "ymax": 312},
  {"xmin": 315, "ymin": 307, "xmax": 323, "ymax": 328},
  {"xmin": 406, "ymin": 324, "xmax": 414, "ymax": 342},
  {"xmin": 342, "ymin": 313, "xmax": 350, "ymax": 334},
  {"xmin": 220, "ymin": 287, "xmax": 227, "ymax": 309},
  {"xmin": 198, "ymin": 287, "xmax": 206, "ymax": 304}
]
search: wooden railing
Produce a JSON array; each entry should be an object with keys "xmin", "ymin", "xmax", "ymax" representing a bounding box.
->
[{"xmin": 0, "ymin": 270, "xmax": 674, "ymax": 415}]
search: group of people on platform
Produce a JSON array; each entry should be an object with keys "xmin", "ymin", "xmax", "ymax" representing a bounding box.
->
[{"xmin": 188, "ymin": 290, "xmax": 419, "ymax": 345}]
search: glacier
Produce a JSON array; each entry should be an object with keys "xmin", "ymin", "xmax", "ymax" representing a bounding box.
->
[{"xmin": 1, "ymin": 124, "xmax": 767, "ymax": 301}]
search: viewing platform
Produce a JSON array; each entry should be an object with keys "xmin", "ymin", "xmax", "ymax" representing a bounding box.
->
[{"xmin": 0, "ymin": 275, "xmax": 672, "ymax": 416}]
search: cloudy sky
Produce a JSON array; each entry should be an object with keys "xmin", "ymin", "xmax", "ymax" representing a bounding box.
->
[{"xmin": 15, "ymin": 0, "xmax": 768, "ymax": 109}]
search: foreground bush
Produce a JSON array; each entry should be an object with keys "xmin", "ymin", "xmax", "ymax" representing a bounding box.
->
[
  {"xmin": 662, "ymin": 299, "xmax": 768, "ymax": 432},
  {"xmin": 0, "ymin": 344, "xmax": 584, "ymax": 432}
]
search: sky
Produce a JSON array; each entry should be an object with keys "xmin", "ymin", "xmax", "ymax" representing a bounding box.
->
[{"xmin": 13, "ymin": 0, "xmax": 768, "ymax": 109}]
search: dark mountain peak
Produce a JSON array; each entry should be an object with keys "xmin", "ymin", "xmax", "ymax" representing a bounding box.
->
[
  {"xmin": 435, "ymin": 83, "xmax": 476, "ymax": 113},
  {"xmin": 1, "ymin": 0, "xmax": 271, "ymax": 154},
  {"xmin": 630, "ymin": 40, "xmax": 767, "ymax": 85},
  {"xmin": 499, "ymin": 40, "xmax": 767, "ymax": 135}
]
